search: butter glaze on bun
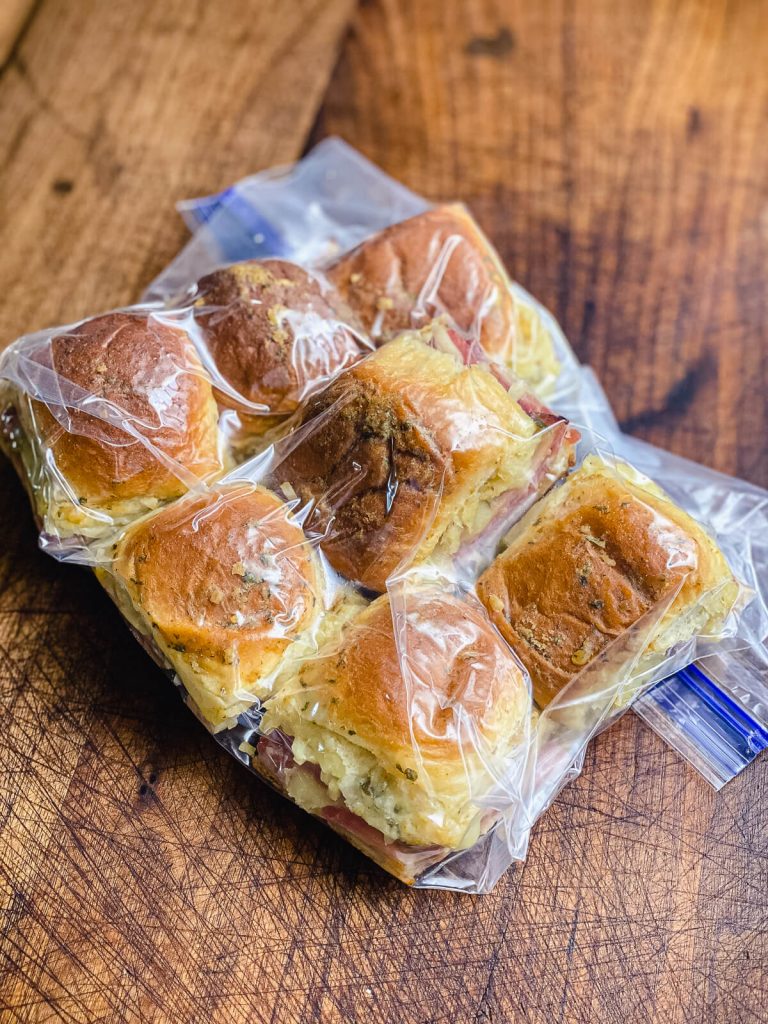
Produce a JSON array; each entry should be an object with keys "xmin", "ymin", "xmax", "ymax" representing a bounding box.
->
[
  {"xmin": 477, "ymin": 455, "xmax": 739, "ymax": 707},
  {"xmin": 26, "ymin": 311, "xmax": 221, "ymax": 536},
  {"xmin": 109, "ymin": 483, "xmax": 323, "ymax": 727},
  {"xmin": 278, "ymin": 330, "xmax": 565, "ymax": 591},
  {"xmin": 327, "ymin": 204, "xmax": 560, "ymax": 390},
  {"xmin": 261, "ymin": 589, "xmax": 531, "ymax": 851},
  {"xmin": 193, "ymin": 260, "xmax": 366, "ymax": 428}
]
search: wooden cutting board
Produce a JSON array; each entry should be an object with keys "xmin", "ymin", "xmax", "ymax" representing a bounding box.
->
[{"xmin": 0, "ymin": 2, "xmax": 766, "ymax": 1022}]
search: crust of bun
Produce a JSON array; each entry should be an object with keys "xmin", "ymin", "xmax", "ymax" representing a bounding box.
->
[
  {"xmin": 327, "ymin": 204, "xmax": 559, "ymax": 389},
  {"xmin": 110, "ymin": 483, "xmax": 323, "ymax": 726},
  {"xmin": 263, "ymin": 590, "xmax": 530, "ymax": 850},
  {"xmin": 477, "ymin": 455, "xmax": 739, "ymax": 707},
  {"xmin": 30, "ymin": 311, "xmax": 221, "ymax": 531},
  {"xmin": 280, "ymin": 332, "xmax": 543, "ymax": 590},
  {"xmin": 193, "ymin": 260, "xmax": 365, "ymax": 424}
]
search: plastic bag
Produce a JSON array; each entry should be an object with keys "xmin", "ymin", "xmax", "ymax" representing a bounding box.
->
[
  {"xmin": 147, "ymin": 139, "xmax": 582, "ymax": 402},
  {"xmin": 154, "ymin": 138, "xmax": 768, "ymax": 795},
  {"xmin": 1, "ymin": 139, "xmax": 765, "ymax": 893}
]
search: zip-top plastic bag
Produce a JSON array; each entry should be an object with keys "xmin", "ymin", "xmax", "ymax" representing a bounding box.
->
[
  {"xmin": 0, "ymin": 139, "xmax": 765, "ymax": 893},
  {"xmin": 150, "ymin": 137, "xmax": 768, "ymax": 794}
]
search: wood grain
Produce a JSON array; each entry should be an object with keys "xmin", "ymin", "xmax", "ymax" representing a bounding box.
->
[
  {"xmin": 0, "ymin": 1, "xmax": 766, "ymax": 1023},
  {"xmin": 0, "ymin": 0, "xmax": 355, "ymax": 342},
  {"xmin": 313, "ymin": 0, "xmax": 768, "ymax": 488},
  {"xmin": 0, "ymin": 0, "xmax": 35, "ymax": 67}
]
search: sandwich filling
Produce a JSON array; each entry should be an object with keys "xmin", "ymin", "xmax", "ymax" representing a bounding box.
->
[{"xmin": 254, "ymin": 729, "xmax": 449, "ymax": 880}]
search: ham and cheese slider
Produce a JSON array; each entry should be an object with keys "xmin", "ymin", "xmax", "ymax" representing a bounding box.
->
[
  {"xmin": 477, "ymin": 455, "xmax": 740, "ymax": 708},
  {"xmin": 103, "ymin": 483, "xmax": 326, "ymax": 728},
  {"xmin": 277, "ymin": 326, "xmax": 576, "ymax": 591},
  {"xmin": 327, "ymin": 204, "xmax": 560, "ymax": 392},
  {"xmin": 2, "ymin": 311, "xmax": 222, "ymax": 542},
  {"xmin": 255, "ymin": 589, "xmax": 531, "ymax": 884},
  {"xmin": 192, "ymin": 259, "xmax": 368, "ymax": 445}
]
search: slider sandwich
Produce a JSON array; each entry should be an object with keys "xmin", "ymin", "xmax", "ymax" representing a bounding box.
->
[
  {"xmin": 102, "ymin": 483, "xmax": 328, "ymax": 728},
  {"xmin": 278, "ymin": 326, "xmax": 577, "ymax": 591},
  {"xmin": 327, "ymin": 204, "xmax": 560, "ymax": 392},
  {"xmin": 192, "ymin": 259, "xmax": 368, "ymax": 446},
  {"xmin": 477, "ymin": 455, "xmax": 740, "ymax": 708},
  {"xmin": 0, "ymin": 311, "xmax": 222, "ymax": 542},
  {"xmin": 255, "ymin": 589, "xmax": 531, "ymax": 884}
]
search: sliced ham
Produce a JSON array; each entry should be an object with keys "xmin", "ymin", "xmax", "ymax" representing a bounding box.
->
[
  {"xmin": 319, "ymin": 805, "xmax": 447, "ymax": 877},
  {"xmin": 440, "ymin": 325, "xmax": 579, "ymax": 463},
  {"xmin": 440, "ymin": 325, "xmax": 573, "ymax": 426},
  {"xmin": 255, "ymin": 731, "xmax": 448, "ymax": 878},
  {"xmin": 256, "ymin": 728, "xmax": 296, "ymax": 777},
  {"xmin": 429, "ymin": 327, "xmax": 580, "ymax": 573},
  {"xmin": 453, "ymin": 413, "xmax": 576, "ymax": 576}
]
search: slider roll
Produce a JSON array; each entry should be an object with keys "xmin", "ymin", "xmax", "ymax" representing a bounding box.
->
[
  {"xmin": 477, "ymin": 455, "xmax": 740, "ymax": 708},
  {"xmin": 255, "ymin": 588, "xmax": 531, "ymax": 884},
  {"xmin": 106, "ymin": 483, "xmax": 325, "ymax": 728},
  {"xmin": 1, "ymin": 311, "xmax": 222, "ymax": 543},
  {"xmin": 278, "ymin": 328, "xmax": 576, "ymax": 592},
  {"xmin": 192, "ymin": 259, "xmax": 368, "ymax": 441},
  {"xmin": 327, "ymin": 204, "xmax": 560, "ymax": 391}
]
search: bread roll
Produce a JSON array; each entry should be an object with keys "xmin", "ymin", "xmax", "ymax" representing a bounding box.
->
[
  {"xmin": 193, "ymin": 259, "xmax": 366, "ymax": 439},
  {"xmin": 107, "ymin": 483, "xmax": 324, "ymax": 728},
  {"xmin": 477, "ymin": 455, "xmax": 740, "ymax": 707},
  {"xmin": 278, "ymin": 329, "xmax": 575, "ymax": 591},
  {"xmin": 256, "ymin": 588, "xmax": 531, "ymax": 879},
  {"xmin": 327, "ymin": 204, "xmax": 559, "ymax": 391},
  {"xmin": 16, "ymin": 311, "xmax": 222, "ymax": 539}
]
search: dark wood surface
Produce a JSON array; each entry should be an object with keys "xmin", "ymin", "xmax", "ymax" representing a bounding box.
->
[{"xmin": 1, "ymin": 2, "xmax": 766, "ymax": 1022}]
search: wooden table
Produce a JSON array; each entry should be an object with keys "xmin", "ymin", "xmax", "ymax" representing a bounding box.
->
[{"xmin": 1, "ymin": 2, "xmax": 766, "ymax": 1021}]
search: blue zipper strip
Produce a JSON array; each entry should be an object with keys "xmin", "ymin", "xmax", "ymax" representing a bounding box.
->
[
  {"xmin": 679, "ymin": 664, "xmax": 768, "ymax": 749},
  {"xmin": 184, "ymin": 188, "xmax": 286, "ymax": 261},
  {"xmin": 184, "ymin": 186, "xmax": 235, "ymax": 225},
  {"xmin": 643, "ymin": 663, "xmax": 768, "ymax": 782}
]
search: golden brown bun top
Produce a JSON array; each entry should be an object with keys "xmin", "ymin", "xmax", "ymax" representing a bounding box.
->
[
  {"xmin": 477, "ymin": 459, "xmax": 703, "ymax": 707},
  {"xmin": 113, "ymin": 483, "xmax": 321, "ymax": 661},
  {"xmin": 295, "ymin": 590, "xmax": 529, "ymax": 763},
  {"xmin": 327, "ymin": 205, "xmax": 518, "ymax": 361},
  {"xmin": 194, "ymin": 259, "xmax": 365, "ymax": 417},
  {"xmin": 280, "ymin": 331, "xmax": 538, "ymax": 591},
  {"xmin": 35, "ymin": 311, "xmax": 221, "ymax": 505}
]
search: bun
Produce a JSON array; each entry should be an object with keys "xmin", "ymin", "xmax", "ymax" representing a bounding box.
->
[
  {"xmin": 477, "ymin": 455, "xmax": 740, "ymax": 707},
  {"xmin": 260, "ymin": 589, "xmax": 530, "ymax": 853},
  {"xmin": 193, "ymin": 260, "xmax": 365, "ymax": 433},
  {"xmin": 24, "ymin": 311, "xmax": 221, "ymax": 537},
  {"xmin": 327, "ymin": 204, "xmax": 559, "ymax": 390},
  {"xmin": 279, "ymin": 329, "xmax": 572, "ymax": 590},
  {"xmin": 108, "ymin": 483, "xmax": 324, "ymax": 727}
]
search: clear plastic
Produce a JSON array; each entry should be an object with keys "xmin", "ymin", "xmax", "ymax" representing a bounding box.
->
[
  {"xmin": 634, "ymin": 658, "xmax": 768, "ymax": 790},
  {"xmin": 0, "ymin": 308, "xmax": 226, "ymax": 552},
  {"xmin": 0, "ymin": 265, "xmax": 372, "ymax": 554},
  {"xmin": 145, "ymin": 138, "xmax": 431, "ymax": 303},
  {"xmin": 154, "ymin": 137, "xmax": 768, "ymax": 795},
  {"xmin": 1, "ymin": 140, "xmax": 766, "ymax": 893},
  {"xmin": 146, "ymin": 138, "xmax": 582, "ymax": 401}
]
